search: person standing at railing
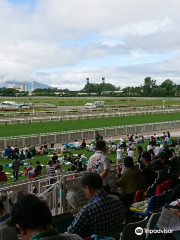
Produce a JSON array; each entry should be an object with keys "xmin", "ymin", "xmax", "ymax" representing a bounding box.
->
[{"xmin": 87, "ymin": 140, "xmax": 111, "ymax": 193}]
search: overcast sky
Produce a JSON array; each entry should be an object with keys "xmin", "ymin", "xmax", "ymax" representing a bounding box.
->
[{"xmin": 0, "ymin": 0, "xmax": 180, "ymax": 90}]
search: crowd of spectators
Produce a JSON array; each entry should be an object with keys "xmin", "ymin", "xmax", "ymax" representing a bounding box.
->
[{"xmin": 1, "ymin": 130, "xmax": 180, "ymax": 239}]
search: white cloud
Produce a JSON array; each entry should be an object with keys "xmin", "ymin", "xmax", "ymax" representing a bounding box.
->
[{"xmin": 0, "ymin": 0, "xmax": 180, "ymax": 89}]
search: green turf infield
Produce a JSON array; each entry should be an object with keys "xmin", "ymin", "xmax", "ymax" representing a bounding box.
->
[{"xmin": 0, "ymin": 112, "xmax": 180, "ymax": 137}]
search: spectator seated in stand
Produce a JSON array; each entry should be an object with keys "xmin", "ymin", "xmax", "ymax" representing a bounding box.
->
[
  {"xmin": 163, "ymin": 141, "xmax": 169, "ymax": 150},
  {"xmin": 62, "ymin": 144, "xmax": 68, "ymax": 153},
  {"xmin": 144, "ymin": 159, "xmax": 176, "ymax": 197},
  {"xmin": 3, "ymin": 146, "xmax": 11, "ymax": 158},
  {"xmin": 80, "ymin": 139, "xmax": 86, "ymax": 149},
  {"xmin": 14, "ymin": 144, "xmax": 19, "ymax": 155},
  {"xmin": 54, "ymin": 160, "xmax": 61, "ymax": 175},
  {"xmin": 24, "ymin": 161, "xmax": 33, "ymax": 175},
  {"xmin": 116, "ymin": 156, "xmax": 146, "ymax": 207},
  {"xmin": 9, "ymin": 194, "xmax": 82, "ymax": 240},
  {"xmin": 141, "ymin": 152, "xmax": 158, "ymax": 188},
  {"xmin": 31, "ymin": 146, "xmax": 37, "ymax": 156},
  {"xmin": 25, "ymin": 150, "xmax": 32, "ymax": 159},
  {"xmin": 39, "ymin": 146, "xmax": 46, "ymax": 155},
  {"xmin": 19, "ymin": 150, "xmax": 26, "ymax": 161},
  {"xmin": 74, "ymin": 159, "xmax": 83, "ymax": 172},
  {"xmin": 73, "ymin": 140, "xmax": 80, "ymax": 150},
  {"xmin": 28, "ymin": 161, "xmax": 42, "ymax": 178},
  {"xmin": 108, "ymin": 136, "xmax": 114, "ymax": 143},
  {"xmin": 52, "ymin": 152, "xmax": 58, "ymax": 164},
  {"xmin": 109, "ymin": 142, "xmax": 116, "ymax": 153},
  {"xmin": 0, "ymin": 166, "xmax": 7, "ymax": 183},
  {"xmin": 67, "ymin": 172, "xmax": 125, "ymax": 239},
  {"xmin": 88, "ymin": 144, "xmax": 94, "ymax": 152},
  {"xmin": 64, "ymin": 152, "xmax": 73, "ymax": 162}
]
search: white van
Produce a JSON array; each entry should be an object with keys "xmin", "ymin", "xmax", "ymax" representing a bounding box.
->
[{"xmin": 85, "ymin": 103, "xmax": 96, "ymax": 109}]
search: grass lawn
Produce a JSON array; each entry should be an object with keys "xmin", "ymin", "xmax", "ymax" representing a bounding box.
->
[
  {"xmin": 0, "ymin": 112, "xmax": 180, "ymax": 137},
  {"xmin": 0, "ymin": 139, "xmax": 177, "ymax": 185}
]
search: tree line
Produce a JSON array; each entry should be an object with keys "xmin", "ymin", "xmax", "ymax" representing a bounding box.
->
[{"xmin": 0, "ymin": 77, "xmax": 179, "ymax": 97}]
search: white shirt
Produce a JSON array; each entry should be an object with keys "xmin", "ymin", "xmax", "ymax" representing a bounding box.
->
[
  {"xmin": 108, "ymin": 137, "xmax": 114, "ymax": 142},
  {"xmin": 87, "ymin": 150, "xmax": 111, "ymax": 186},
  {"xmin": 154, "ymin": 146, "xmax": 161, "ymax": 155},
  {"xmin": 164, "ymin": 137, "xmax": 170, "ymax": 142},
  {"xmin": 88, "ymin": 144, "xmax": 94, "ymax": 151},
  {"xmin": 147, "ymin": 145, "xmax": 152, "ymax": 151},
  {"xmin": 74, "ymin": 142, "xmax": 80, "ymax": 148},
  {"xmin": 128, "ymin": 150, "xmax": 134, "ymax": 159},
  {"xmin": 147, "ymin": 135, "xmax": 151, "ymax": 140},
  {"xmin": 119, "ymin": 138, "xmax": 124, "ymax": 144},
  {"xmin": 116, "ymin": 149, "xmax": 123, "ymax": 160},
  {"xmin": 111, "ymin": 144, "xmax": 117, "ymax": 152}
]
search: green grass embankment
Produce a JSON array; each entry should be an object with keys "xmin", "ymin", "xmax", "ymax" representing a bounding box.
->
[{"xmin": 0, "ymin": 112, "xmax": 180, "ymax": 137}]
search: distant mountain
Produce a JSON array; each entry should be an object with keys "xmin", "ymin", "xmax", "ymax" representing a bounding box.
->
[{"xmin": 0, "ymin": 81, "xmax": 50, "ymax": 90}]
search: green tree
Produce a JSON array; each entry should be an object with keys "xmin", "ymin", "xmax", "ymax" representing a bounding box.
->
[
  {"xmin": 143, "ymin": 77, "xmax": 156, "ymax": 96},
  {"xmin": 160, "ymin": 79, "xmax": 176, "ymax": 96}
]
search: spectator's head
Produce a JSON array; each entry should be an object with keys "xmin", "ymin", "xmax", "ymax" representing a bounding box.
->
[
  {"xmin": 36, "ymin": 161, "xmax": 40, "ymax": 165},
  {"xmin": 141, "ymin": 151, "xmax": 151, "ymax": 165},
  {"xmin": 96, "ymin": 140, "xmax": 106, "ymax": 153},
  {"xmin": 124, "ymin": 156, "xmax": 134, "ymax": 168},
  {"xmin": 10, "ymin": 194, "xmax": 52, "ymax": 239},
  {"xmin": 70, "ymin": 165, "xmax": 76, "ymax": 171},
  {"xmin": 150, "ymin": 151, "xmax": 155, "ymax": 160},
  {"xmin": 15, "ymin": 155, "xmax": 19, "ymax": 160},
  {"xmin": 163, "ymin": 149, "xmax": 173, "ymax": 158},
  {"xmin": 156, "ymin": 151, "xmax": 169, "ymax": 163},
  {"xmin": 48, "ymin": 160, "xmax": 53, "ymax": 166},
  {"xmin": 137, "ymin": 146, "xmax": 143, "ymax": 154},
  {"xmin": 81, "ymin": 172, "xmax": 103, "ymax": 199},
  {"xmin": 0, "ymin": 165, "xmax": 3, "ymax": 172},
  {"xmin": 151, "ymin": 159, "xmax": 163, "ymax": 173}
]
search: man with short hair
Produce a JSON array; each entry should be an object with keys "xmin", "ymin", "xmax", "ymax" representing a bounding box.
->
[
  {"xmin": 141, "ymin": 151, "xmax": 157, "ymax": 188},
  {"xmin": 67, "ymin": 172, "xmax": 125, "ymax": 239},
  {"xmin": 116, "ymin": 156, "xmax": 146, "ymax": 207},
  {"xmin": 87, "ymin": 140, "xmax": 111, "ymax": 193},
  {"xmin": 9, "ymin": 194, "xmax": 82, "ymax": 240}
]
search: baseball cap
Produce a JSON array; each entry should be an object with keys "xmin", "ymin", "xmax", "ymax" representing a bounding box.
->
[{"xmin": 151, "ymin": 160, "xmax": 163, "ymax": 170}]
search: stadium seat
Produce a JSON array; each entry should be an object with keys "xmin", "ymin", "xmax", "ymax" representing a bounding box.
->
[{"xmin": 155, "ymin": 179, "xmax": 172, "ymax": 195}]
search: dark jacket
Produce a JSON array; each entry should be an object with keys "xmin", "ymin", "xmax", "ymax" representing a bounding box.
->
[
  {"xmin": 142, "ymin": 165, "xmax": 157, "ymax": 188},
  {"xmin": 147, "ymin": 167, "xmax": 176, "ymax": 195}
]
